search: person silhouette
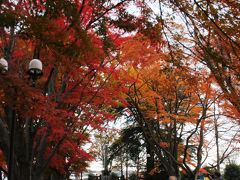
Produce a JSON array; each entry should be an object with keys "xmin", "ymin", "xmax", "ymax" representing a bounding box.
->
[{"xmin": 213, "ymin": 172, "xmax": 222, "ymax": 180}]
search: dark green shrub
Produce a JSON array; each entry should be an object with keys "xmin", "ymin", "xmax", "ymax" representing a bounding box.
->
[
  {"xmin": 224, "ymin": 163, "xmax": 240, "ymax": 180},
  {"xmin": 129, "ymin": 173, "xmax": 138, "ymax": 180},
  {"xmin": 110, "ymin": 172, "xmax": 120, "ymax": 180}
]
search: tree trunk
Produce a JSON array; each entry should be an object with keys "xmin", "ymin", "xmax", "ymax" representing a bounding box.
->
[
  {"xmin": 146, "ymin": 143, "xmax": 154, "ymax": 173},
  {"xmin": 136, "ymin": 156, "xmax": 140, "ymax": 177},
  {"xmin": 125, "ymin": 156, "xmax": 128, "ymax": 180},
  {"xmin": 7, "ymin": 108, "xmax": 16, "ymax": 180},
  {"xmin": 31, "ymin": 173, "xmax": 45, "ymax": 180},
  {"xmin": 80, "ymin": 172, "xmax": 83, "ymax": 180},
  {"xmin": 49, "ymin": 171, "xmax": 65, "ymax": 180},
  {"xmin": 214, "ymin": 103, "xmax": 220, "ymax": 172},
  {"xmin": 120, "ymin": 157, "xmax": 123, "ymax": 178}
]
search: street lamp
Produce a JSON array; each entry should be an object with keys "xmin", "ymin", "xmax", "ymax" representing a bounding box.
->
[
  {"xmin": 28, "ymin": 59, "xmax": 43, "ymax": 86},
  {"xmin": 0, "ymin": 57, "xmax": 43, "ymax": 77},
  {"xmin": 0, "ymin": 57, "xmax": 8, "ymax": 73},
  {"xmin": 0, "ymin": 57, "xmax": 43, "ymax": 180}
]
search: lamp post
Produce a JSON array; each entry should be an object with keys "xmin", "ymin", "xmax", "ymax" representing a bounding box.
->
[{"xmin": 0, "ymin": 57, "xmax": 43, "ymax": 180}]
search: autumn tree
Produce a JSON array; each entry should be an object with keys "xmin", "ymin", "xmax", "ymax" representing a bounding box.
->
[
  {"xmin": 117, "ymin": 33, "xmax": 227, "ymax": 179},
  {"xmin": 113, "ymin": 1, "xmax": 239, "ymax": 178},
  {"xmin": 150, "ymin": 0, "xmax": 240, "ymax": 114},
  {"xmin": 141, "ymin": 1, "xmax": 240, "ymax": 176},
  {"xmin": 0, "ymin": 0, "xmax": 149, "ymax": 180}
]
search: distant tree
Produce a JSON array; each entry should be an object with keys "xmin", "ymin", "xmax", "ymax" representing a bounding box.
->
[{"xmin": 108, "ymin": 125, "xmax": 144, "ymax": 178}]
